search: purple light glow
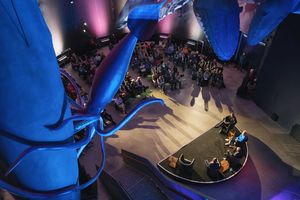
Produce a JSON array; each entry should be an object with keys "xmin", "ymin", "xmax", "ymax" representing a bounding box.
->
[
  {"xmin": 76, "ymin": 0, "xmax": 111, "ymax": 37},
  {"xmin": 238, "ymin": 0, "xmax": 257, "ymax": 34},
  {"xmin": 158, "ymin": 13, "xmax": 176, "ymax": 34}
]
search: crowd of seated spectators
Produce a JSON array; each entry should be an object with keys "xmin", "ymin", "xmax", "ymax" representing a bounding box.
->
[
  {"xmin": 130, "ymin": 39, "xmax": 225, "ymax": 94},
  {"xmin": 61, "ymin": 73, "xmax": 88, "ymax": 104},
  {"xmin": 160, "ymin": 39, "xmax": 225, "ymax": 89},
  {"xmin": 61, "ymin": 71, "xmax": 116, "ymax": 132},
  {"xmin": 131, "ymin": 41, "xmax": 186, "ymax": 93},
  {"xmin": 70, "ymin": 36, "xmax": 226, "ymax": 100},
  {"xmin": 61, "ymin": 76, "xmax": 78, "ymax": 100},
  {"xmin": 191, "ymin": 58, "xmax": 225, "ymax": 89},
  {"xmin": 70, "ymin": 51, "xmax": 106, "ymax": 85},
  {"xmin": 113, "ymin": 73, "xmax": 149, "ymax": 114},
  {"xmin": 68, "ymin": 37, "xmax": 227, "ymax": 117}
]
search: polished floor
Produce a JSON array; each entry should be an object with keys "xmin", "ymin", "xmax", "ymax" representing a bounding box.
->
[
  {"xmin": 1, "ymin": 46, "xmax": 300, "ymax": 199},
  {"xmin": 75, "ymin": 45, "xmax": 300, "ymax": 199},
  {"xmin": 74, "ymin": 45, "xmax": 300, "ymax": 199}
]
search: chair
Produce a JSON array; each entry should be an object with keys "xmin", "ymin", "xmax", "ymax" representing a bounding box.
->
[
  {"xmin": 205, "ymin": 159, "xmax": 224, "ymax": 181},
  {"xmin": 168, "ymin": 156, "xmax": 178, "ymax": 169},
  {"xmin": 177, "ymin": 154, "xmax": 195, "ymax": 174}
]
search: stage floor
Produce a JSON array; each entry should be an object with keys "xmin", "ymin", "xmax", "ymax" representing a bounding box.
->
[{"xmin": 158, "ymin": 126, "xmax": 248, "ymax": 183}]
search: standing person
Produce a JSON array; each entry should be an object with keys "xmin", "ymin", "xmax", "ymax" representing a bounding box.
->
[
  {"xmin": 203, "ymin": 69, "xmax": 211, "ymax": 86},
  {"xmin": 114, "ymin": 94, "xmax": 126, "ymax": 114},
  {"xmin": 239, "ymin": 52, "xmax": 247, "ymax": 71},
  {"xmin": 157, "ymin": 75, "xmax": 166, "ymax": 93},
  {"xmin": 219, "ymin": 112, "xmax": 237, "ymax": 135},
  {"xmin": 136, "ymin": 76, "xmax": 147, "ymax": 94},
  {"xmin": 101, "ymin": 109, "xmax": 116, "ymax": 127},
  {"xmin": 175, "ymin": 71, "xmax": 182, "ymax": 89}
]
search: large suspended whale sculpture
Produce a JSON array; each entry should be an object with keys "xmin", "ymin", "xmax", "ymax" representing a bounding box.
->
[
  {"xmin": 116, "ymin": 0, "xmax": 191, "ymax": 29},
  {"xmin": 117, "ymin": 0, "xmax": 300, "ymax": 60},
  {"xmin": 1, "ymin": 0, "xmax": 299, "ymax": 199},
  {"xmin": 247, "ymin": 0, "xmax": 300, "ymax": 45},
  {"xmin": 0, "ymin": 1, "xmax": 167, "ymax": 199},
  {"xmin": 193, "ymin": 0, "xmax": 240, "ymax": 60}
]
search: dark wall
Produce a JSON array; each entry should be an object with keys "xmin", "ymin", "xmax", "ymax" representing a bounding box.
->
[
  {"xmin": 40, "ymin": 0, "xmax": 206, "ymax": 55},
  {"xmin": 254, "ymin": 14, "xmax": 300, "ymax": 131},
  {"xmin": 39, "ymin": 0, "xmax": 90, "ymax": 54}
]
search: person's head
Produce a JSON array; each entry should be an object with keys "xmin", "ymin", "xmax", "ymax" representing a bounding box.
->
[
  {"xmin": 231, "ymin": 112, "xmax": 235, "ymax": 118},
  {"xmin": 242, "ymin": 130, "xmax": 247, "ymax": 135},
  {"xmin": 236, "ymin": 147, "xmax": 241, "ymax": 152},
  {"xmin": 213, "ymin": 157, "xmax": 218, "ymax": 163}
]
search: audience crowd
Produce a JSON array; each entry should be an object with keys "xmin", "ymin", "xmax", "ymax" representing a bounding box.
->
[
  {"xmin": 70, "ymin": 51, "xmax": 106, "ymax": 85},
  {"xmin": 130, "ymin": 39, "xmax": 225, "ymax": 94},
  {"xmin": 66, "ymin": 37, "xmax": 227, "ymax": 117},
  {"xmin": 114, "ymin": 73, "xmax": 149, "ymax": 114},
  {"xmin": 59, "ymin": 37, "xmax": 254, "ymax": 183}
]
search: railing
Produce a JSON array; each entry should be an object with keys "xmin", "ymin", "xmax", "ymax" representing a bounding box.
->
[{"xmin": 121, "ymin": 149, "xmax": 210, "ymax": 200}]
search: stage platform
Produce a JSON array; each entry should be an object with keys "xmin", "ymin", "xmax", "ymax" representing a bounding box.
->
[{"xmin": 157, "ymin": 125, "xmax": 248, "ymax": 184}]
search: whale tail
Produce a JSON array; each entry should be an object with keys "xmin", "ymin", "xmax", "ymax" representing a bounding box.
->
[{"xmin": 127, "ymin": 1, "xmax": 165, "ymax": 40}]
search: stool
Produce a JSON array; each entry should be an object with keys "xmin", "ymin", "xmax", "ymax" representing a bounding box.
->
[{"xmin": 168, "ymin": 156, "xmax": 178, "ymax": 169}]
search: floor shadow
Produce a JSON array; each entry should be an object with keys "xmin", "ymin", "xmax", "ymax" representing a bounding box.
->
[
  {"xmin": 201, "ymin": 86, "xmax": 210, "ymax": 111},
  {"xmin": 152, "ymin": 132, "xmax": 172, "ymax": 158},
  {"xmin": 209, "ymin": 87, "xmax": 223, "ymax": 113},
  {"xmin": 160, "ymin": 104, "xmax": 204, "ymax": 133},
  {"xmin": 190, "ymin": 83, "xmax": 201, "ymax": 107},
  {"xmin": 161, "ymin": 116, "xmax": 194, "ymax": 140},
  {"xmin": 168, "ymin": 97, "xmax": 180, "ymax": 106},
  {"xmin": 219, "ymin": 89, "xmax": 234, "ymax": 113},
  {"xmin": 120, "ymin": 116, "xmax": 161, "ymax": 131}
]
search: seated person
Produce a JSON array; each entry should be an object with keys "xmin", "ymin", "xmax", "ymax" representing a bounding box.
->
[
  {"xmin": 129, "ymin": 78, "xmax": 138, "ymax": 96},
  {"xmin": 157, "ymin": 75, "xmax": 166, "ymax": 93},
  {"xmin": 135, "ymin": 76, "xmax": 143, "ymax": 93},
  {"xmin": 139, "ymin": 63, "xmax": 147, "ymax": 76},
  {"xmin": 225, "ymin": 130, "xmax": 248, "ymax": 148},
  {"xmin": 101, "ymin": 109, "xmax": 116, "ymax": 128},
  {"xmin": 205, "ymin": 157, "xmax": 223, "ymax": 180},
  {"xmin": 136, "ymin": 77, "xmax": 149, "ymax": 94},
  {"xmin": 114, "ymin": 94, "xmax": 126, "ymax": 114},
  {"xmin": 219, "ymin": 113, "xmax": 237, "ymax": 135},
  {"xmin": 225, "ymin": 147, "xmax": 243, "ymax": 159},
  {"xmin": 234, "ymin": 130, "xmax": 248, "ymax": 150},
  {"xmin": 151, "ymin": 73, "xmax": 158, "ymax": 87},
  {"xmin": 225, "ymin": 147, "xmax": 243, "ymax": 170},
  {"xmin": 124, "ymin": 81, "xmax": 135, "ymax": 98},
  {"xmin": 208, "ymin": 157, "xmax": 221, "ymax": 171}
]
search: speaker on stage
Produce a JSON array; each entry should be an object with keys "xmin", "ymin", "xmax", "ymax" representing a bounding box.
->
[{"xmin": 290, "ymin": 124, "xmax": 300, "ymax": 143}]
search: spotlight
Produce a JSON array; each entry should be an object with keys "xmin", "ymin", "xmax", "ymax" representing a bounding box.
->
[
  {"xmin": 83, "ymin": 29, "xmax": 86, "ymax": 33},
  {"xmin": 70, "ymin": 1, "xmax": 74, "ymax": 4},
  {"xmin": 83, "ymin": 22, "xmax": 88, "ymax": 26}
]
